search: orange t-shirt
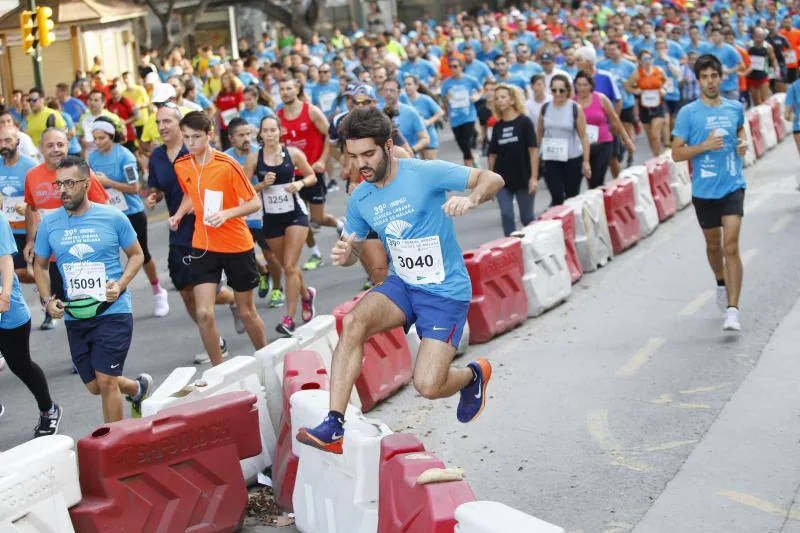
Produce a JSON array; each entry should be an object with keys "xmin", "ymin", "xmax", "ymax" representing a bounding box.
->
[
  {"xmin": 174, "ymin": 149, "xmax": 256, "ymax": 254},
  {"xmin": 24, "ymin": 163, "xmax": 109, "ymax": 213},
  {"xmin": 780, "ymin": 28, "xmax": 800, "ymax": 68},
  {"xmin": 737, "ymin": 46, "xmax": 751, "ymax": 92}
]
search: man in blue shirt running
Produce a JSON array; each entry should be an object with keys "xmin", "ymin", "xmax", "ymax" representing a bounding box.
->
[
  {"xmin": 441, "ymin": 58, "xmax": 483, "ymax": 167},
  {"xmin": 297, "ymin": 107, "xmax": 504, "ymax": 454},
  {"xmin": 33, "ymin": 156, "xmax": 153, "ymax": 422},
  {"xmin": 0, "ymin": 126, "xmax": 37, "ymax": 283},
  {"xmin": 672, "ymin": 54, "xmax": 749, "ymax": 333},
  {"xmin": 784, "ymin": 76, "xmax": 800, "ymax": 155}
]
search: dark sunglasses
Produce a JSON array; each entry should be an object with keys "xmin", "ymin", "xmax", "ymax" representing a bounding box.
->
[
  {"xmin": 449, "ymin": 63, "xmax": 461, "ymax": 68},
  {"xmin": 551, "ymin": 88, "xmax": 568, "ymax": 94}
]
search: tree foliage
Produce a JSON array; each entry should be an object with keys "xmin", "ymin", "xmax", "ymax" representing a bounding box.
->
[{"xmin": 142, "ymin": 0, "xmax": 327, "ymax": 52}]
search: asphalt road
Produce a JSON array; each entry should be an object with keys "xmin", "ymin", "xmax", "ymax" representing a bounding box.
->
[{"xmin": 2, "ymin": 127, "xmax": 800, "ymax": 533}]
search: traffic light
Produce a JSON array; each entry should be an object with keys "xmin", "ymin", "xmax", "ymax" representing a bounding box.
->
[
  {"xmin": 36, "ymin": 7, "xmax": 54, "ymax": 48},
  {"xmin": 20, "ymin": 10, "xmax": 35, "ymax": 55}
]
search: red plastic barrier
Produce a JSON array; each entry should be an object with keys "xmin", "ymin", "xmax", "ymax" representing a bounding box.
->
[
  {"xmin": 748, "ymin": 109, "xmax": 765, "ymax": 158},
  {"xmin": 273, "ymin": 350, "xmax": 329, "ymax": 512},
  {"xmin": 646, "ymin": 158, "xmax": 677, "ymax": 222},
  {"xmin": 601, "ymin": 179, "xmax": 641, "ymax": 255},
  {"xmin": 333, "ymin": 292, "xmax": 412, "ymax": 411},
  {"xmin": 70, "ymin": 391, "xmax": 261, "ymax": 533},
  {"xmin": 768, "ymin": 97, "xmax": 788, "ymax": 140},
  {"xmin": 377, "ymin": 434, "xmax": 475, "ymax": 533},
  {"xmin": 463, "ymin": 237, "xmax": 528, "ymax": 344},
  {"xmin": 538, "ymin": 205, "xmax": 583, "ymax": 283}
]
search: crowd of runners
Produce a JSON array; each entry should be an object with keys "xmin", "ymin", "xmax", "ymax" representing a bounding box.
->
[{"xmin": 0, "ymin": 0, "xmax": 799, "ymax": 449}]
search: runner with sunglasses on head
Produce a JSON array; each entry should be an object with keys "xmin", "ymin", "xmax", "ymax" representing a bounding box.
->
[
  {"xmin": 88, "ymin": 116, "xmax": 170, "ymax": 318},
  {"xmin": 33, "ymin": 156, "xmax": 152, "ymax": 422}
]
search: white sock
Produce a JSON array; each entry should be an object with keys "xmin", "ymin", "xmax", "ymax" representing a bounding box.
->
[
  {"xmin": 219, "ymin": 336, "xmax": 225, "ymax": 347},
  {"xmin": 310, "ymin": 245, "xmax": 321, "ymax": 257}
]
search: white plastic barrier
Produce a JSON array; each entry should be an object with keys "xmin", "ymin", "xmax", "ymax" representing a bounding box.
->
[
  {"xmin": 141, "ymin": 355, "xmax": 276, "ymax": 485},
  {"xmin": 773, "ymin": 92, "xmax": 793, "ymax": 135},
  {"xmin": 0, "ymin": 435, "xmax": 81, "ymax": 532},
  {"xmin": 755, "ymin": 104, "xmax": 778, "ymax": 150},
  {"xmin": 455, "ymin": 501, "xmax": 565, "ymax": 533},
  {"xmin": 564, "ymin": 189, "xmax": 613, "ymax": 272},
  {"xmin": 291, "ymin": 389, "xmax": 390, "ymax": 533},
  {"xmin": 295, "ymin": 315, "xmax": 338, "ymax": 371},
  {"xmin": 740, "ymin": 115, "xmax": 758, "ymax": 168},
  {"xmin": 255, "ymin": 337, "xmax": 300, "ymax": 434},
  {"xmin": 619, "ymin": 165, "xmax": 659, "ymax": 238},
  {"xmin": 662, "ymin": 150, "xmax": 693, "ymax": 209},
  {"xmin": 406, "ymin": 322, "xmax": 470, "ymax": 362},
  {"xmin": 513, "ymin": 220, "xmax": 571, "ymax": 317},
  {"xmin": 295, "ymin": 315, "xmax": 361, "ymax": 409}
]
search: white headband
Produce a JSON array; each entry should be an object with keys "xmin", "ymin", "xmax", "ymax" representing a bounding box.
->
[{"xmin": 91, "ymin": 120, "xmax": 116, "ymax": 136}]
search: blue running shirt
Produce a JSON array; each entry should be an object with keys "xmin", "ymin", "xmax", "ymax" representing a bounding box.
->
[
  {"xmin": 787, "ymin": 79, "xmax": 800, "ymax": 132},
  {"xmin": 673, "ymin": 98, "xmax": 746, "ymax": 199},
  {"xmin": 34, "ymin": 203, "xmax": 138, "ymax": 318},
  {"xmin": 0, "ymin": 154, "xmax": 37, "ymax": 234},
  {"xmin": 0, "ymin": 213, "xmax": 30, "ymax": 328},
  {"xmin": 441, "ymin": 75, "xmax": 482, "ymax": 128},
  {"xmin": 87, "ymin": 144, "xmax": 143, "ymax": 215},
  {"xmin": 344, "ymin": 159, "xmax": 472, "ymax": 302}
]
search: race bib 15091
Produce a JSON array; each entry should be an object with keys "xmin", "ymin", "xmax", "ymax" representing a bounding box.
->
[{"xmin": 63, "ymin": 261, "xmax": 107, "ymax": 301}]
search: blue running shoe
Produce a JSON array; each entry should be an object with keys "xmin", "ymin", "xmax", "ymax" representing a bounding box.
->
[
  {"xmin": 296, "ymin": 413, "xmax": 345, "ymax": 454},
  {"xmin": 457, "ymin": 358, "xmax": 492, "ymax": 423}
]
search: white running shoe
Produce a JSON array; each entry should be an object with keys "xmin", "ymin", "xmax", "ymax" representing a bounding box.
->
[
  {"xmin": 723, "ymin": 307, "xmax": 741, "ymax": 331},
  {"xmin": 154, "ymin": 288, "xmax": 170, "ymax": 317},
  {"xmin": 716, "ymin": 286, "xmax": 728, "ymax": 312},
  {"xmin": 193, "ymin": 337, "xmax": 230, "ymax": 364},
  {"xmin": 0, "ymin": 356, "xmax": 5, "ymax": 371}
]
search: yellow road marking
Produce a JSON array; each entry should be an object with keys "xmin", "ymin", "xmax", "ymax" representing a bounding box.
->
[
  {"xmin": 679, "ymin": 290, "xmax": 713, "ymax": 316},
  {"xmin": 602, "ymin": 521, "xmax": 633, "ymax": 533},
  {"xmin": 645, "ymin": 439, "xmax": 698, "ymax": 452},
  {"xmin": 679, "ymin": 403, "xmax": 711, "ymax": 410},
  {"xmin": 679, "ymin": 383, "xmax": 731, "ymax": 395},
  {"xmin": 769, "ymin": 214, "xmax": 793, "ymax": 233},
  {"xmin": 680, "ymin": 249, "xmax": 757, "ymax": 316},
  {"xmin": 616, "ymin": 338, "xmax": 666, "ymax": 377},
  {"xmin": 717, "ymin": 490, "xmax": 800, "ymax": 521},
  {"xmin": 650, "ymin": 393, "xmax": 673, "ymax": 404},
  {"xmin": 587, "ymin": 410, "xmax": 650, "ymax": 472}
]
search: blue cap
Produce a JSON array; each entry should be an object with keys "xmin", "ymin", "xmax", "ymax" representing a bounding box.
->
[
  {"xmin": 343, "ymin": 82, "xmax": 359, "ymax": 96},
  {"xmin": 352, "ymin": 84, "xmax": 377, "ymax": 100}
]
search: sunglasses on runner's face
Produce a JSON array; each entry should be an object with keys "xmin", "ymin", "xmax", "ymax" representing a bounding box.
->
[
  {"xmin": 53, "ymin": 179, "xmax": 87, "ymax": 190},
  {"xmin": 449, "ymin": 63, "xmax": 461, "ymax": 68},
  {"xmin": 551, "ymin": 88, "xmax": 568, "ymax": 94}
]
